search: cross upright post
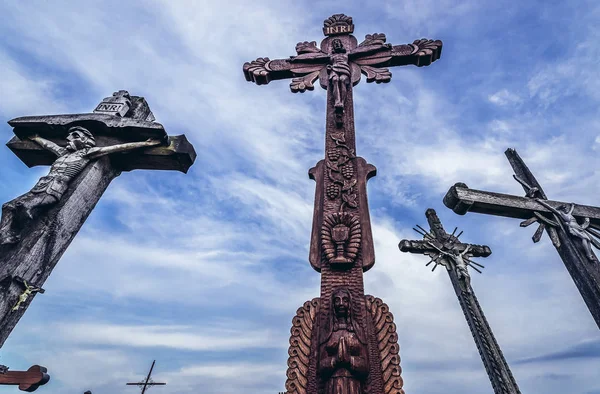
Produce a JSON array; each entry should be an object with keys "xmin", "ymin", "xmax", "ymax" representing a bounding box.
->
[
  {"xmin": 244, "ymin": 14, "xmax": 442, "ymax": 394},
  {"xmin": 444, "ymin": 148, "xmax": 600, "ymax": 329},
  {"xmin": 399, "ymin": 209, "xmax": 521, "ymax": 394},
  {"xmin": 0, "ymin": 91, "xmax": 196, "ymax": 348}
]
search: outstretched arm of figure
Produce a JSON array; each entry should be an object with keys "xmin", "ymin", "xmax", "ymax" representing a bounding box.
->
[
  {"xmin": 568, "ymin": 204, "xmax": 575, "ymax": 215},
  {"xmin": 87, "ymin": 138, "xmax": 162, "ymax": 159},
  {"xmin": 535, "ymin": 198, "xmax": 560, "ymax": 215},
  {"xmin": 349, "ymin": 42, "xmax": 392, "ymax": 58},
  {"xmin": 460, "ymin": 245, "xmax": 471, "ymax": 257},
  {"xmin": 29, "ymin": 135, "xmax": 67, "ymax": 157}
]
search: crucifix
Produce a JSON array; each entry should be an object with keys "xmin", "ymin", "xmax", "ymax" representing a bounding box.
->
[
  {"xmin": 244, "ymin": 14, "xmax": 442, "ymax": 394},
  {"xmin": 126, "ymin": 360, "xmax": 166, "ymax": 394},
  {"xmin": 399, "ymin": 209, "xmax": 521, "ymax": 394},
  {"xmin": 444, "ymin": 148, "xmax": 600, "ymax": 329},
  {"xmin": 0, "ymin": 90, "xmax": 196, "ymax": 348},
  {"xmin": 0, "ymin": 364, "xmax": 49, "ymax": 392}
]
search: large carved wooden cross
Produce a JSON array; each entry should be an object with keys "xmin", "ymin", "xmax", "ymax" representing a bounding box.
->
[
  {"xmin": 399, "ymin": 209, "xmax": 521, "ymax": 394},
  {"xmin": 444, "ymin": 148, "xmax": 600, "ymax": 329},
  {"xmin": 0, "ymin": 364, "xmax": 49, "ymax": 392},
  {"xmin": 244, "ymin": 14, "xmax": 442, "ymax": 394},
  {"xmin": 0, "ymin": 91, "xmax": 196, "ymax": 347}
]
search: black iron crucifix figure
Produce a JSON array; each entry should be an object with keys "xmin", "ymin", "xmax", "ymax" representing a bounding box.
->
[
  {"xmin": 444, "ymin": 148, "xmax": 600, "ymax": 329},
  {"xmin": 126, "ymin": 360, "xmax": 166, "ymax": 394},
  {"xmin": 399, "ymin": 209, "xmax": 521, "ymax": 394}
]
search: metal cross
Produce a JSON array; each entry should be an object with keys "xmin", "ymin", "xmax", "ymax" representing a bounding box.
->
[{"xmin": 126, "ymin": 360, "xmax": 166, "ymax": 394}]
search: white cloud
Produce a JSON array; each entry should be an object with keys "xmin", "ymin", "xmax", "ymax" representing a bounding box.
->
[{"xmin": 488, "ymin": 89, "xmax": 522, "ymax": 106}]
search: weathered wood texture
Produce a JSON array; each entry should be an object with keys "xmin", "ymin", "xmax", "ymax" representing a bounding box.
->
[
  {"xmin": 244, "ymin": 14, "xmax": 442, "ymax": 394},
  {"xmin": 0, "ymin": 91, "xmax": 196, "ymax": 348},
  {"xmin": 0, "ymin": 157, "xmax": 119, "ymax": 347},
  {"xmin": 443, "ymin": 148, "xmax": 600, "ymax": 330},
  {"xmin": 444, "ymin": 184, "xmax": 600, "ymax": 225},
  {"xmin": 0, "ymin": 365, "xmax": 50, "ymax": 392},
  {"xmin": 7, "ymin": 135, "xmax": 195, "ymax": 173},
  {"xmin": 399, "ymin": 209, "xmax": 521, "ymax": 394}
]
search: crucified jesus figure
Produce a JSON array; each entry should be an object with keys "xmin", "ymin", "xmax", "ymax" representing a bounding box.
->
[
  {"xmin": 0, "ymin": 126, "xmax": 161, "ymax": 244},
  {"xmin": 11, "ymin": 279, "xmax": 44, "ymax": 312},
  {"xmin": 430, "ymin": 242, "xmax": 473, "ymax": 292},
  {"xmin": 536, "ymin": 198, "xmax": 600, "ymax": 263},
  {"xmin": 327, "ymin": 38, "xmax": 352, "ymax": 111}
]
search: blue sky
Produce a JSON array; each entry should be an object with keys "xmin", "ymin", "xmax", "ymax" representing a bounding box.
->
[{"xmin": 0, "ymin": 0, "xmax": 599, "ymax": 393}]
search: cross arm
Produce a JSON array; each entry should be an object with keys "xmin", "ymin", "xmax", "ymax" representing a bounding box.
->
[
  {"xmin": 398, "ymin": 239, "xmax": 433, "ymax": 254},
  {"xmin": 29, "ymin": 135, "xmax": 67, "ymax": 157},
  {"xmin": 444, "ymin": 182, "xmax": 600, "ymax": 226},
  {"xmin": 0, "ymin": 365, "xmax": 49, "ymax": 392},
  {"xmin": 243, "ymin": 56, "xmax": 325, "ymax": 86},
  {"xmin": 399, "ymin": 238, "xmax": 491, "ymax": 257},
  {"xmin": 7, "ymin": 135, "xmax": 195, "ymax": 173},
  {"xmin": 352, "ymin": 39, "xmax": 443, "ymax": 69}
]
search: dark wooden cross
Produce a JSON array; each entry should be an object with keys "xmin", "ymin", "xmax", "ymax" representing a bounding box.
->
[
  {"xmin": 444, "ymin": 148, "xmax": 600, "ymax": 329},
  {"xmin": 244, "ymin": 14, "xmax": 442, "ymax": 394},
  {"xmin": 0, "ymin": 91, "xmax": 196, "ymax": 348},
  {"xmin": 126, "ymin": 360, "xmax": 166, "ymax": 394},
  {"xmin": 399, "ymin": 209, "xmax": 521, "ymax": 394},
  {"xmin": 0, "ymin": 364, "xmax": 49, "ymax": 392}
]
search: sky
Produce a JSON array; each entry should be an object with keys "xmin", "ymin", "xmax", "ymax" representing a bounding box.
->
[{"xmin": 0, "ymin": 0, "xmax": 599, "ymax": 393}]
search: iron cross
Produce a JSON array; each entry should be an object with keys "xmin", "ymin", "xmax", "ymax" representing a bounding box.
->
[
  {"xmin": 0, "ymin": 364, "xmax": 50, "ymax": 392},
  {"xmin": 126, "ymin": 360, "xmax": 166, "ymax": 394},
  {"xmin": 444, "ymin": 148, "xmax": 600, "ymax": 329},
  {"xmin": 399, "ymin": 209, "xmax": 521, "ymax": 394}
]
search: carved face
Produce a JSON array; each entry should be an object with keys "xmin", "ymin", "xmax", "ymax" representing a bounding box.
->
[
  {"xmin": 333, "ymin": 289, "xmax": 351, "ymax": 318},
  {"xmin": 332, "ymin": 38, "xmax": 344, "ymax": 53},
  {"xmin": 66, "ymin": 128, "xmax": 95, "ymax": 151}
]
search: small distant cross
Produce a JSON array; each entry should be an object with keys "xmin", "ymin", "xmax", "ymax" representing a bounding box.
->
[{"xmin": 126, "ymin": 360, "xmax": 166, "ymax": 394}]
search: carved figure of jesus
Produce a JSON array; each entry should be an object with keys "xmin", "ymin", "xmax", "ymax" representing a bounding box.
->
[
  {"xmin": 0, "ymin": 126, "xmax": 161, "ymax": 244},
  {"xmin": 450, "ymin": 244, "xmax": 472, "ymax": 292},
  {"xmin": 536, "ymin": 199, "xmax": 599, "ymax": 262},
  {"xmin": 11, "ymin": 280, "xmax": 43, "ymax": 312},
  {"xmin": 319, "ymin": 288, "xmax": 368, "ymax": 394},
  {"xmin": 327, "ymin": 38, "xmax": 352, "ymax": 111}
]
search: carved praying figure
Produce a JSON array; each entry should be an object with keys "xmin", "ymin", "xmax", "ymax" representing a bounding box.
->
[
  {"xmin": 535, "ymin": 199, "xmax": 600, "ymax": 263},
  {"xmin": 0, "ymin": 126, "xmax": 161, "ymax": 244},
  {"xmin": 319, "ymin": 288, "xmax": 368, "ymax": 394}
]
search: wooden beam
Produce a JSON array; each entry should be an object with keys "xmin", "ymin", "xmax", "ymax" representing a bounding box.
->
[
  {"xmin": 6, "ymin": 135, "xmax": 196, "ymax": 173},
  {"xmin": 444, "ymin": 183, "xmax": 600, "ymax": 225},
  {"xmin": 0, "ymin": 365, "xmax": 50, "ymax": 392}
]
